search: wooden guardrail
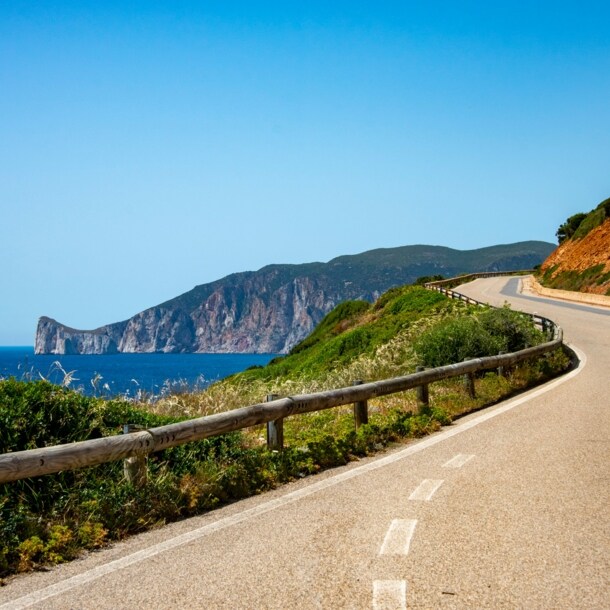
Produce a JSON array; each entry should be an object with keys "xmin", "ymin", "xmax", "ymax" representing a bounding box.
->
[
  {"xmin": 0, "ymin": 272, "xmax": 562, "ymax": 485},
  {"xmin": 423, "ymin": 270, "xmax": 533, "ymax": 290},
  {"xmin": 425, "ymin": 274, "xmax": 557, "ymax": 337}
]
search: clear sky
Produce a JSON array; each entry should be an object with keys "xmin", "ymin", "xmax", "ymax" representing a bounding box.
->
[{"xmin": 1, "ymin": 1, "xmax": 608, "ymax": 345}]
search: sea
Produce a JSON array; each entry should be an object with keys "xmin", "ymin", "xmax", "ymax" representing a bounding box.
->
[{"xmin": 0, "ymin": 347, "xmax": 279, "ymax": 399}]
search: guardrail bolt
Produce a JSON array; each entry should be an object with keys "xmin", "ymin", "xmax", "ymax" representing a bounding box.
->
[
  {"xmin": 416, "ymin": 366, "xmax": 429, "ymax": 411},
  {"xmin": 122, "ymin": 424, "xmax": 147, "ymax": 487},
  {"xmin": 265, "ymin": 394, "xmax": 284, "ymax": 451},
  {"xmin": 352, "ymin": 380, "xmax": 369, "ymax": 429}
]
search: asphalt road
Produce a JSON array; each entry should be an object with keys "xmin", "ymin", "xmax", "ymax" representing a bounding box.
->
[{"xmin": 1, "ymin": 277, "xmax": 608, "ymax": 609}]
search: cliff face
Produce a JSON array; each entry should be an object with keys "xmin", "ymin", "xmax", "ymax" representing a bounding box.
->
[
  {"xmin": 35, "ymin": 274, "xmax": 369, "ymax": 355},
  {"xmin": 35, "ymin": 241, "xmax": 554, "ymax": 354},
  {"xmin": 540, "ymin": 217, "xmax": 610, "ymax": 295},
  {"xmin": 35, "ymin": 317, "xmax": 127, "ymax": 355},
  {"xmin": 188, "ymin": 275, "xmax": 339, "ymax": 353}
]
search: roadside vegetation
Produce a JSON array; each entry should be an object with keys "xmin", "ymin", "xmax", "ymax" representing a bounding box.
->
[
  {"xmin": 0, "ymin": 285, "xmax": 570, "ymax": 578},
  {"xmin": 539, "ymin": 263, "xmax": 610, "ymax": 294}
]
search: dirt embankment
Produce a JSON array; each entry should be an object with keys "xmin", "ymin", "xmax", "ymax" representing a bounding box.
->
[{"xmin": 540, "ymin": 218, "xmax": 610, "ymax": 295}]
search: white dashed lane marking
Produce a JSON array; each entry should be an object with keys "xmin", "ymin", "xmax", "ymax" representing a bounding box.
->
[
  {"xmin": 379, "ymin": 519, "xmax": 418, "ymax": 556},
  {"xmin": 408, "ymin": 479, "xmax": 444, "ymax": 501},
  {"xmin": 442, "ymin": 453, "xmax": 475, "ymax": 468},
  {"xmin": 373, "ymin": 580, "xmax": 407, "ymax": 610}
]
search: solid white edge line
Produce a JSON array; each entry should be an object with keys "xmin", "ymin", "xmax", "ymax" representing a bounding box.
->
[
  {"xmin": 408, "ymin": 479, "xmax": 444, "ymax": 501},
  {"xmin": 373, "ymin": 580, "xmax": 407, "ymax": 610},
  {"xmin": 379, "ymin": 519, "xmax": 418, "ymax": 556},
  {"xmin": 1, "ymin": 345, "xmax": 586, "ymax": 610}
]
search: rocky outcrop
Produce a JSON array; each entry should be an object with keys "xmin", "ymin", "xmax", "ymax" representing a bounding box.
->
[
  {"xmin": 35, "ymin": 276, "xmax": 361, "ymax": 355},
  {"xmin": 35, "ymin": 241, "xmax": 554, "ymax": 354},
  {"xmin": 35, "ymin": 317, "xmax": 127, "ymax": 355}
]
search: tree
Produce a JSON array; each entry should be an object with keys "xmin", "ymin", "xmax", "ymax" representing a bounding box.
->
[{"xmin": 556, "ymin": 213, "xmax": 587, "ymax": 244}]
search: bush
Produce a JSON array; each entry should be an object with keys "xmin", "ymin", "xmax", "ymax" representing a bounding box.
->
[
  {"xmin": 414, "ymin": 316, "xmax": 501, "ymax": 367},
  {"xmin": 477, "ymin": 306, "xmax": 543, "ymax": 352},
  {"xmin": 415, "ymin": 307, "xmax": 543, "ymax": 367},
  {"xmin": 556, "ymin": 212, "xmax": 587, "ymax": 243},
  {"xmin": 0, "ymin": 378, "xmax": 176, "ymax": 453}
]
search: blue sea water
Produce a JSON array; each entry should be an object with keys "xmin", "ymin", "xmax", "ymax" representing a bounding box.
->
[{"xmin": 0, "ymin": 347, "xmax": 278, "ymax": 399}]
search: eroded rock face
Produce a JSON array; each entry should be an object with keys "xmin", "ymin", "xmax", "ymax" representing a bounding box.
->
[
  {"xmin": 35, "ymin": 241, "xmax": 555, "ymax": 354},
  {"xmin": 34, "ymin": 277, "xmax": 343, "ymax": 355},
  {"xmin": 118, "ymin": 308, "xmax": 195, "ymax": 353},
  {"xmin": 541, "ymin": 218, "xmax": 610, "ymax": 295},
  {"xmin": 189, "ymin": 276, "xmax": 337, "ymax": 353},
  {"xmin": 35, "ymin": 317, "xmax": 126, "ymax": 355}
]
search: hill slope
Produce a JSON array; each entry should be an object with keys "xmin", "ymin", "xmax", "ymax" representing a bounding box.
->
[
  {"xmin": 540, "ymin": 198, "xmax": 610, "ymax": 295},
  {"xmin": 35, "ymin": 241, "xmax": 553, "ymax": 355}
]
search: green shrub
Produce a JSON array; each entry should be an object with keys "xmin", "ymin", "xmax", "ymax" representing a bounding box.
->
[
  {"xmin": 414, "ymin": 315, "xmax": 502, "ymax": 367},
  {"xmin": 477, "ymin": 306, "xmax": 544, "ymax": 352},
  {"xmin": 414, "ymin": 307, "xmax": 543, "ymax": 367},
  {"xmin": 0, "ymin": 378, "xmax": 177, "ymax": 453},
  {"xmin": 556, "ymin": 212, "xmax": 587, "ymax": 243}
]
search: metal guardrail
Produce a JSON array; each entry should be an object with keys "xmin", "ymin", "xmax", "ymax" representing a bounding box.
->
[{"xmin": 0, "ymin": 272, "xmax": 563, "ymax": 485}]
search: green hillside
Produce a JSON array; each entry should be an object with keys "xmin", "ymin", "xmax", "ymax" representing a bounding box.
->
[
  {"xmin": 237, "ymin": 287, "xmax": 450, "ymax": 380},
  {"xmin": 217, "ymin": 284, "xmax": 545, "ymax": 397}
]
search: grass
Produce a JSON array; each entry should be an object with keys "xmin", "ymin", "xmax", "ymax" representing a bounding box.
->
[{"xmin": 539, "ymin": 263, "xmax": 610, "ymax": 293}]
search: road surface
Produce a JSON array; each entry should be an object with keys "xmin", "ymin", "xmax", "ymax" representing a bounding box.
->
[{"xmin": 1, "ymin": 276, "xmax": 608, "ymax": 609}]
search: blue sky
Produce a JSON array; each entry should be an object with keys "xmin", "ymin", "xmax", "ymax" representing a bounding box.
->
[{"xmin": 1, "ymin": 1, "xmax": 608, "ymax": 345}]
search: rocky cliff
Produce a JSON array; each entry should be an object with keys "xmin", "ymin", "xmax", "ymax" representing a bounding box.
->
[
  {"xmin": 540, "ymin": 199, "xmax": 610, "ymax": 295},
  {"xmin": 35, "ymin": 241, "xmax": 554, "ymax": 354}
]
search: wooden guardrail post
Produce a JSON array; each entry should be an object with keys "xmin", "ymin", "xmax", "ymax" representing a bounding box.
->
[
  {"xmin": 123, "ymin": 424, "xmax": 147, "ymax": 487},
  {"xmin": 497, "ymin": 351, "xmax": 506, "ymax": 377},
  {"xmin": 463, "ymin": 359, "xmax": 476, "ymax": 399},
  {"xmin": 266, "ymin": 394, "xmax": 283, "ymax": 450},
  {"xmin": 353, "ymin": 380, "xmax": 369, "ymax": 429},
  {"xmin": 416, "ymin": 366, "xmax": 429, "ymax": 411}
]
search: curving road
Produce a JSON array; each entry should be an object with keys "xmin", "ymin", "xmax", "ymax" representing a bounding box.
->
[{"xmin": 1, "ymin": 277, "xmax": 608, "ymax": 609}]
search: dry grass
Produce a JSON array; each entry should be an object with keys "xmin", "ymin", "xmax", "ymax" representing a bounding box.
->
[{"xmin": 148, "ymin": 316, "xmax": 444, "ymax": 420}]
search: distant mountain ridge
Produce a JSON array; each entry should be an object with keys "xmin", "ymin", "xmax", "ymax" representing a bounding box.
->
[{"xmin": 35, "ymin": 241, "xmax": 554, "ymax": 355}]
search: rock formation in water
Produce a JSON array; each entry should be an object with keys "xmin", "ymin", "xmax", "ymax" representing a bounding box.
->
[{"xmin": 35, "ymin": 241, "xmax": 554, "ymax": 354}]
